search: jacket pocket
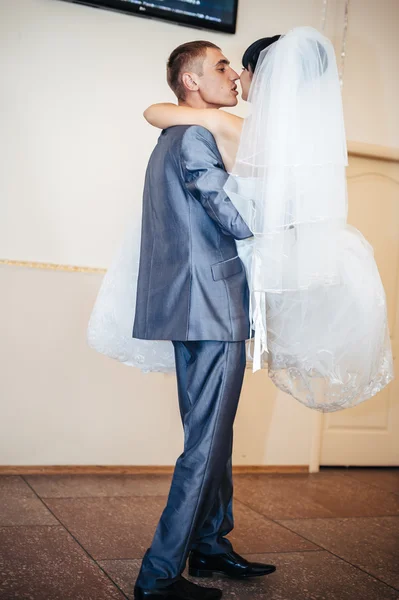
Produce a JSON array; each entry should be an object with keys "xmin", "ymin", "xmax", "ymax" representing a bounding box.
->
[{"xmin": 211, "ymin": 255, "xmax": 243, "ymax": 281}]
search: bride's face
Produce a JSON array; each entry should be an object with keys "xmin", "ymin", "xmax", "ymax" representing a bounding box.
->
[{"xmin": 240, "ymin": 66, "xmax": 253, "ymax": 101}]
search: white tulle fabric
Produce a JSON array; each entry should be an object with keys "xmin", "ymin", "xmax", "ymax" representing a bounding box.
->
[
  {"xmin": 87, "ymin": 26, "xmax": 393, "ymax": 411},
  {"xmin": 224, "ymin": 27, "xmax": 394, "ymax": 411},
  {"xmin": 87, "ymin": 215, "xmax": 175, "ymax": 373}
]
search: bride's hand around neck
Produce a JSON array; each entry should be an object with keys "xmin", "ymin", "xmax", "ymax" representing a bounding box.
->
[{"xmin": 143, "ymin": 103, "xmax": 243, "ymax": 172}]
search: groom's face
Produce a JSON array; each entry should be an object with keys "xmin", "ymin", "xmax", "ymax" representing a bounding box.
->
[{"xmin": 196, "ymin": 47, "xmax": 239, "ymax": 108}]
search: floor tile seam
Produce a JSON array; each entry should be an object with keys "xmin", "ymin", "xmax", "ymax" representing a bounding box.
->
[
  {"xmin": 97, "ymin": 549, "xmax": 325, "ymax": 562},
  {"xmin": 233, "ymin": 498, "xmax": 327, "ymax": 552},
  {"xmin": 234, "ymin": 498, "xmax": 399, "ymax": 521},
  {"xmin": 234, "ymin": 497, "xmax": 337, "ymax": 523},
  {"xmin": 28, "ymin": 494, "xmax": 170, "ymax": 500},
  {"xmin": 97, "ymin": 550, "xmax": 399, "ymax": 594},
  {"xmin": 241, "ymin": 505, "xmax": 337, "ymax": 553},
  {"xmin": 233, "ymin": 497, "xmax": 281, "ymax": 522},
  {"xmin": 338, "ymin": 472, "xmax": 399, "ymax": 497},
  {"xmin": 0, "ymin": 523, "xmax": 65, "ymax": 529},
  {"xmin": 233, "ymin": 494, "xmax": 335, "ymax": 519},
  {"xmin": 244, "ymin": 549, "xmax": 322, "ymax": 556},
  {"xmin": 18, "ymin": 488, "xmax": 399, "ymax": 499},
  {"xmin": 20, "ymin": 475, "xmax": 130, "ymax": 600},
  {"xmin": 320, "ymin": 548, "xmax": 399, "ymax": 593},
  {"xmin": 274, "ymin": 514, "xmax": 399, "ymax": 521},
  {"xmin": 273, "ymin": 517, "xmax": 398, "ymax": 555},
  {"xmin": 271, "ymin": 520, "xmax": 399, "ymax": 593}
]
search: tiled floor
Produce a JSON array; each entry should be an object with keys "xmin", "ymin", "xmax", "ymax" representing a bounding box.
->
[{"xmin": 0, "ymin": 468, "xmax": 398, "ymax": 599}]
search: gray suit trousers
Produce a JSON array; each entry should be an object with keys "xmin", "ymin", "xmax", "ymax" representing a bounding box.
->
[{"xmin": 135, "ymin": 340, "xmax": 246, "ymax": 589}]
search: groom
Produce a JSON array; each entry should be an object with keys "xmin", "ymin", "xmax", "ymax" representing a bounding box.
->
[{"xmin": 133, "ymin": 41, "xmax": 275, "ymax": 600}]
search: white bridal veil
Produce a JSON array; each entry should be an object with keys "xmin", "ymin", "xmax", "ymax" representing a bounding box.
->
[
  {"xmin": 87, "ymin": 26, "xmax": 393, "ymax": 411},
  {"xmin": 224, "ymin": 26, "xmax": 393, "ymax": 410}
]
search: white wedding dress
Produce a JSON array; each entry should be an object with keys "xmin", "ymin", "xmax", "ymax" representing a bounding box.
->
[
  {"xmin": 87, "ymin": 175, "xmax": 393, "ymax": 411},
  {"xmin": 87, "ymin": 214, "xmax": 176, "ymax": 372},
  {"xmin": 87, "ymin": 27, "xmax": 394, "ymax": 411}
]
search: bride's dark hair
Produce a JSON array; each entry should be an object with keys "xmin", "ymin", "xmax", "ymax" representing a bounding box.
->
[
  {"xmin": 242, "ymin": 35, "xmax": 281, "ymax": 72},
  {"xmin": 243, "ymin": 34, "xmax": 329, "ymax": 78}
]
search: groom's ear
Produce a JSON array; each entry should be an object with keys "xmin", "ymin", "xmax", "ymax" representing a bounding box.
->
[{"xmin": 181, "ymin": 72, "xmax": 199, "ymax": 94}]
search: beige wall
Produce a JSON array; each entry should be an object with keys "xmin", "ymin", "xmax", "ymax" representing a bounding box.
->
[
  {"xmin": 1, "ymin": 0, "xmax": 398, "ymax": 467},
  {"xmin": 0, "ymin": 264, "xmax": 312, "ymax": 466},
  {"xmin": 1, "ymin": 0, "xmax": 398, "ymax": 267},
  {"xmin": 340, "ymin": 0, "xmax": 399, "ymax": 149}
]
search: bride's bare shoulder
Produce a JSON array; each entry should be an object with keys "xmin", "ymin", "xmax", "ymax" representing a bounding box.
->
[{"xmin": 206, "ymin": 110, "xmax": 244, "ymax": 136}]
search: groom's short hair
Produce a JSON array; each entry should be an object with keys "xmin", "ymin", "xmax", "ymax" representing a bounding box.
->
[{"xmin": 167, "ymin": 40, "xmax": 221, "ymax": 101}]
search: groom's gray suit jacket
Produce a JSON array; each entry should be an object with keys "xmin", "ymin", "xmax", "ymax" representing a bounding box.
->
[{"xmin": 133, "ymin": 125, "xmax": 252, "ymax": 342}]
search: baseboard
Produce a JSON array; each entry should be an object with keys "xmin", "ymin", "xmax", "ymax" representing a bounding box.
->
[{"xmin": 0, "ymin": 464, "xmax": 309, "ymax": 475}]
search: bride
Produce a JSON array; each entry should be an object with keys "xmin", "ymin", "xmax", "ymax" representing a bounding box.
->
[{"xmin": 87, "ymin": 27, "xmax": 393, "ymax": 412}]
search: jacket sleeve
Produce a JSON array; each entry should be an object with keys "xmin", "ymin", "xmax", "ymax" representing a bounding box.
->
[{"xmin": 181, "ymin": 126, "xmax": 253, "ymax": 240}]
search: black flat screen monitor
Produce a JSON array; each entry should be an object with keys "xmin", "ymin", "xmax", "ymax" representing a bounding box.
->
[{"xmin": 60, "ymin": 1, "xmax": 239, "ymax": 34}]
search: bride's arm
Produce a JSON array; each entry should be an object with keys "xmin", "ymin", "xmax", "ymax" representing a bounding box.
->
[
  {"xmin": 143, "ymin": 103, "xmax": 214, "ymax": 129},
  {"xmin": 143, "ymin": 103, "xmax": 242, "ymax": 140}
]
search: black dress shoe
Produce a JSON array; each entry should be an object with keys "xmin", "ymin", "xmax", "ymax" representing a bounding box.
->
[
  {"xmin": 134, "ymin": 575, "xmax": 222, "ymax": 600},
  {"xmin": 188, "ymin": 549, "xmax": 276, "ymax": 579}
]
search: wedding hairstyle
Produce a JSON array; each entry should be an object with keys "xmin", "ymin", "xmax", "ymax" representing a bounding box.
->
[
  {"xmin": 243, "ymin": 35, "xmax": 328, "ymax": 78},
  {"xmin": 242, "ymin": 35, "xmax": 281, "ymax": 72},
  {"xmin": 167, "ymin": 40, "xmax": 221, "ymax": 101}
]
